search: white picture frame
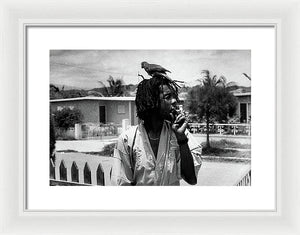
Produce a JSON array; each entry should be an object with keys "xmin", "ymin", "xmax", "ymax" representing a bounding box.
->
[{"xmin": 0, "ymin": 0, "xmax": 299, "ymax": 234}]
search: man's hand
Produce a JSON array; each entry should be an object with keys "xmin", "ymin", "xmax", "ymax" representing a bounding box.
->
[{"xmin": 171, "ymin": 113, "xmax": 189, "ymax": 137}]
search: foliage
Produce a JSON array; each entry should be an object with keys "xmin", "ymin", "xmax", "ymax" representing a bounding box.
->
[
  {"xmin": 98, "ymin": 75, "xmax": 127, "ymax": 97},
  {"xmin": 50, "ymin": 84, "xmax": 88, "ymax": 99},
  {"xmin": 83, "ymin": 143, "xmax": 117, "ymax": 157},
  {"xmin": 55, "ymin": 128, "xmax": 76, "ymax": 140},
  {"xmin": 186, "ymin": 70, "xmax": 238, "ymax": 148},
  {"xmin": 59, "ymin": 89, "xmax": 88, "ymax": 98},
  {"xmin": 50, "ymin": 84, "xmax": 63, "ymax": 99},
  {"xmin": 53, "ymin": 107, "xmax": 83, "ymax": 130},
  {"xmin": 50, "ymin": 113, "xmax": 56, "ymax": 162},
  {"xmin": 99, "ymin": 143, "xmax": 116, "ymax": 156},
  {"xmin": 227, "ymin": 115, "xmax": 240, "ymax": 124},
  {"xmin": 201, "ymin": 140, "xmax": 251, "ymax": 160},
  {"xmin": 201, "ymin": 146, "xmax": 251, "ymax": 161},
  {"xmin": 201, "ymin": 139, "xmax": 251, "ymax": 149},
  {"xmin": 50, "ymin": 82, "xmax": 137, "ymax": 100},
  {"xmin": 202, "ymin": 146, "xmax": 238, "ymax": 155}
]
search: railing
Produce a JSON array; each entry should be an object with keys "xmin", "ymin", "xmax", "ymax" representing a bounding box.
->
[
  {"xmin": 50, "ymin": 152, "xmax": 113, "ymax": 186},
  {"xmin": 50, "ymin": 153, "xmax": 251, "ymax": 186},
  {"xmin": 235, "ymin": 168, "xmax": 251, "ymax": 186},
  {"xmin": 81, "ymin": 122, "xmax": 121, "ymax": 139},
  {"xmin": 188, "ymin": 123, "xmax": 251, "ymax": 136},
  {"xmin": 55, "ymin": 123, "xmax": 122, "ymax": 140},
  {"xmin": 50, "ymin": 179, "xmax": 88, "ymax": 186}
]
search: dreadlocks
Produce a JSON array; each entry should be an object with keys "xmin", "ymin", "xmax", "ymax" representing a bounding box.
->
[{"xmin": 135, "ymin": 74, "xmax": 181, "ymax": 121}]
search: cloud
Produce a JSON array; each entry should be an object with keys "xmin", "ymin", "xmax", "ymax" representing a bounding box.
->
[{"xmin": 50, "ymin": 50, "xmax": 251, "ymax": 89}]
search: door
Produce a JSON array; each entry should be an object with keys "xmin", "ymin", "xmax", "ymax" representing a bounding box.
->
[
  {"xmin": 99, "ymin": 106, "xmax": 106, "ymax": 124},
  {"xmin": 240, "ymin": 103, "xmax": 247, "ymax": 123}
]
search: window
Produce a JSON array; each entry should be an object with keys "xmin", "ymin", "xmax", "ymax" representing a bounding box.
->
[{"xmin": 117, "ymin": 105, "xmax": 125, "ymax": 114}]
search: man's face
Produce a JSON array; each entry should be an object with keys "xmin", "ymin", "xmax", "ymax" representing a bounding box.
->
[{"xmin": 159, "ymin": 85, "xmax": 177, "ymax": 122}]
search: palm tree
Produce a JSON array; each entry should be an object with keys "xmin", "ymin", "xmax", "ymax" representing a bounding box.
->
[
  {"xmin": 98, "ymin": 75, "xmax": 126, "ymax": 96},
  {"xmin": 199, "ymin": 70, "xmax": 237, "ymax": 88},
  {"xmin": 50, "ymin": 84, "xmax": 63, "ymax": 99},
  {"xmin": 186, "ymin": 70, "xmax": 237, "ymax": 148}
]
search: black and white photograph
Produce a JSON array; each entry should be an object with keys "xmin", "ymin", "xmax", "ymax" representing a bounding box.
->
[
  {"xmin": 6, "ymin": 0, "xmax": 300, "ymax": 232},
  {"xmin": 49, "ymin": 50, "xmax": 251, "ymax": 186}
]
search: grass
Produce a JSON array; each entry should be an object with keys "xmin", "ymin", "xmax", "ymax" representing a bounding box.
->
[
  {"xmin": 56, "ymin": 149, "xmax": 78, "ymax": 153},
  {"xmin": 83, "ymin": 143, "xmax": 116, "ymax": 157},
  {"xmin": 201, "ymin": 139, "xmax": 251, "ymax": 149},
  {"xmin": 202, "ymin": 146, "xmax": 251, "ymax": 158},
  {"xmin": 201, "ymin": 139, "xmax": 251, "ymax": 160},
  {"xmin": 57, "ymin": 143, "xmax": 116, "ymax": 157}
]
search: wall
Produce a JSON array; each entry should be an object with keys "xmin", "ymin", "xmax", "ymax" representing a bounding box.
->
[
  {"xmin": 106, "ymin": 100, "xmax": 130, "ymax": 124},
  {"xmin": 50, "ymin": 99, "xmax": 138, "ymax": 125},
  {"xmin": 50, "ymin": 100, "xmax": 100, "ymax": 123},
  {"xmin": 52, "ymin": 152, "xmax": 113, "ymax": 186}
]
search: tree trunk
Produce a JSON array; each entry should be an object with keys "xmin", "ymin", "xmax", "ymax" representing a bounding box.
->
[{"xmin": 206, "ymin": 114, "xmax": 210, "ymax": 149}]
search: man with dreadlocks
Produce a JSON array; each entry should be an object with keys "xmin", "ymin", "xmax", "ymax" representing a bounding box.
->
[{"xmin": 110, "ymin": 73, "xmax": 202, "ymax": 186}]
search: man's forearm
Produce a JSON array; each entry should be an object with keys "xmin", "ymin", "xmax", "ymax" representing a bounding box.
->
[{"xmin": 177, "ymin": 134, "xmax": 197, "ymax": 185}]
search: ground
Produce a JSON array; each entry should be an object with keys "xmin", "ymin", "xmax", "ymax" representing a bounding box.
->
[{"xmin": 54, "ymin": 136, "xmax": 251, "ymax": 186}]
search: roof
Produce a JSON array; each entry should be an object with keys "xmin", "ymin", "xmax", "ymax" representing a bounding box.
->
[
  {"xmin": 50, "ymin": 96, "xmax": 136, "ymax": 103},
  {"xmin": 50, "ymin": 92, "xmax": 251, "ymax": 103},
  {"xmin": 233, "ymin": 92, "xmax": 251, "ymax": 97}
]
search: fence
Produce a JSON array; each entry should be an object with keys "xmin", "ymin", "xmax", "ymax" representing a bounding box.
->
[
  {"xmin": 80, "ymin": 122, "xmax": 121, "ymax": 139},
  {"xmin": 50, "ymin": 153, "xmax": 251, "ymax": 186},
  {"xmin": 188, "ymin": 123, "xmax": 251, "ymax": 136},
  {"xmin": 235, "ymin": 167, "xmax": 251, "ymax": 186},
  {"xmin": 50, "ymin": 152, "xmax": 113, "ymax": 186},
  {"xmin": 75, "ymin": 123, "xmax": 121, "ymax": 139},
  {"xmin": 55, "ymin": 123, "xmax": 122, "ymax": 140}
]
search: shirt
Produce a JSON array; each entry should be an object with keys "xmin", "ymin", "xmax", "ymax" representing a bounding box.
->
[{"xmin": 110, "ymin": 121, "xmax": 202, "ymax": 186}]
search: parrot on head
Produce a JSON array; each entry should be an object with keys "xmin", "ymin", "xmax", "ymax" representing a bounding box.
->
[{"xmin": 141, "ymin": 61, "xmax": 171, "ymax": 77}]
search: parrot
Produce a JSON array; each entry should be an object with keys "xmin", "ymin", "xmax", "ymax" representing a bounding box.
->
[{"xmin": 141, "ymin": 61, "xmax": 171, "ymax": 77}]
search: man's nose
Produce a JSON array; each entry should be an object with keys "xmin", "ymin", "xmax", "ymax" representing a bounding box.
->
[{"xmin": 171, "ymin": 98, "xmax": 177, "ymax": 106}]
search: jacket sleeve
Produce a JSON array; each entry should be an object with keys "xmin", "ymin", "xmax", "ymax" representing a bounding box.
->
[
  {"xmin": 186, "ymin": 130, "xmax": 203, "ymax": 178},
  {"xmin": 110, "ymin": 132, "xmax": 135, "ymax": 186}
]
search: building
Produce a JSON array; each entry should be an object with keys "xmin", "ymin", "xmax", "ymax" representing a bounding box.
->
[
  {"xmin": 233, "ymin": 92, "xmax": 251, "ymax": 123},
  {"xmin": 50, "ymin": 96, "xmax": 138, "ymax": 125},
  {"xmin": 50, "ymin": 91, "xmax": 251, "ymax": 126}
]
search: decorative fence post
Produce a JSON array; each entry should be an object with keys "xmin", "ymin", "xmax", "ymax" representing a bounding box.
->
[
  {"xmin": 75, "ymin": 123, "xmax": 82, "ymax": 139},
  {"xmin": 122, "ymin": 119, "xmax": 130, "ymax": 132},
  {"xmin": 233, "ymin": 125, "xmax": 236, "ymax": 135}
]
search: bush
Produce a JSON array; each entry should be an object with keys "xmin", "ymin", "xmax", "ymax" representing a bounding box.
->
[
  {"xmin": 100, "ymin": 143, "xmax": 116, "ymax": 156},
  {"xmin": 53, "ymin": 107, "xmax": 83, "ymax": 130},
  {"xmin": 55, "ymin": 128, "xmax": 76, "ymax": 140},
  {"xmin": 83, "ymin": 142, "xmax": 117, "ymax": 157},
  {"xmin": 50, "ymin": 113, "xmax": 56, "ymax": 163}
]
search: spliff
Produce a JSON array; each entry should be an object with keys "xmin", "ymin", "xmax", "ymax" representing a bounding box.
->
[{"xmin": 172, "ymin": 107, "xmax": 187, "ymax": 125}]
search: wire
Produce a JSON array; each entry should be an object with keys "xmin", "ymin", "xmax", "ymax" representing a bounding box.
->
[{"xmin": 51, "ymin": 62, "xmax": 138, "ymax": 77}]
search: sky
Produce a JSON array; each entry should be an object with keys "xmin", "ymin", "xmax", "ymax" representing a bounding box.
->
[{"xmin": 50, "ymin": 50, "xmax": 251, "ymax": 89}]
